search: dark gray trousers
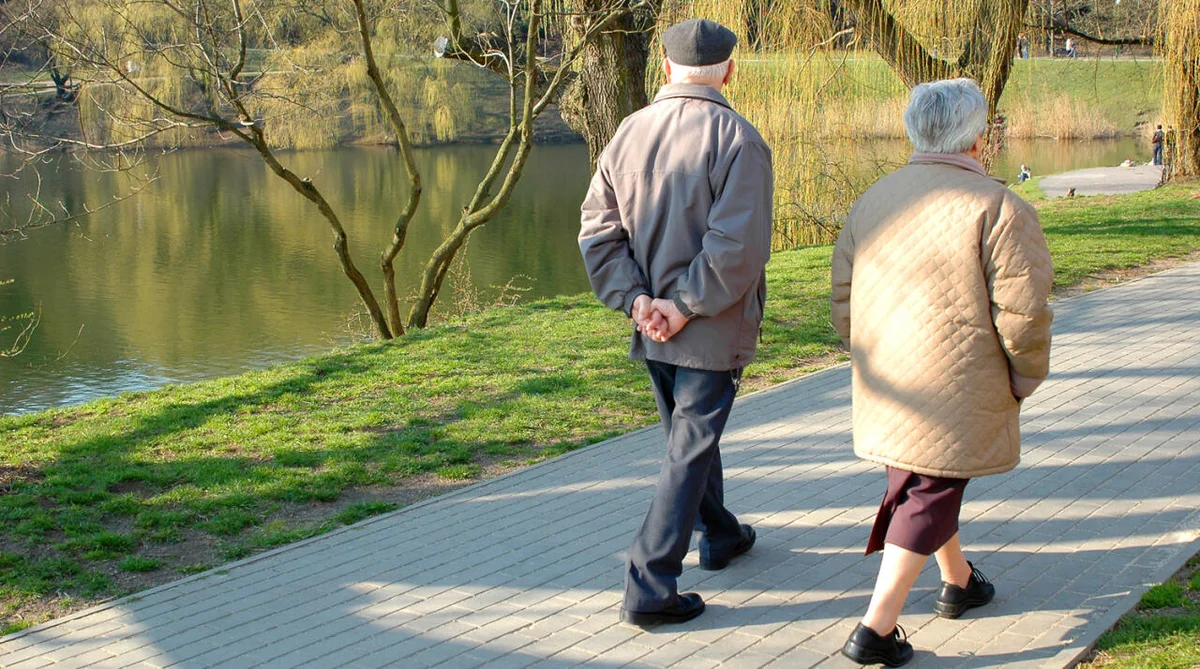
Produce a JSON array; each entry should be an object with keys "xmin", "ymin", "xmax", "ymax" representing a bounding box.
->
[{"xmin": 623, "ymin": 360, "xmax": 744, "ymax": 612}]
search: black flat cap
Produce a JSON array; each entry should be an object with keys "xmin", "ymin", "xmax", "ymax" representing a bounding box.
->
[{"xmin": 662, "ymin": 18, "xmax": 737, "ymax": 67}]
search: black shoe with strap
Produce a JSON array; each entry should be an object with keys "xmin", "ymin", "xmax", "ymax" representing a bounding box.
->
[
  {"xmin": 619, "ymin": 592, "xmax": 705, "ymax": 627},
  {"xmin": 935, "ymin": 561, "xmax": 995, "ymax": 619},
  {"xmin": 841, "ymin": 622, "xmax": 914, "ymax": 667}
]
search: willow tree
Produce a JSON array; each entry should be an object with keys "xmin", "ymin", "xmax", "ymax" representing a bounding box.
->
[
  {"xmin": 12, "ymin": 0, "xmax": 642, "ymax": 337},
  {"xmin": 1159, "ymin": 0, "xmax": 1200, "ymax": 179},
  {"xmin": 844, "ymin": 0, "xmax": 1027, "ymax": 118}
]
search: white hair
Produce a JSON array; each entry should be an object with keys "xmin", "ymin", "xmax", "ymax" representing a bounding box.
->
[
  {"xmin": 903, "ymin": 78, "xmax": 989, "ymax": 154},
  {"xmin": 667, "ymin": 59, "xmax": 732, "ymax": 85}
]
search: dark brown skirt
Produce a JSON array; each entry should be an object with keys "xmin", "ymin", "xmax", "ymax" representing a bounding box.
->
[{"xmin": 866, "ymin": 467, "xmax": 969, "ymax": 556}]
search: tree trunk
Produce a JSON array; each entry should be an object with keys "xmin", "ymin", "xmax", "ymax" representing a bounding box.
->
[
  {"xmin": 40, "ymin": 42, "xmax": 75, "ymax": 103},
  {"xmin": 353, "ymin": 0, "xmax": 418, "ymax": 337},
  {"xmin": 559, "ymin": 0, "xmax": 661, "ymax": 166},
  {"xmin": 1160, "ymin": 0, "xmax": 1200, "ymax": 179},
  {"xmin": 49, "ymin": 67, "xmax": 74, "ymax": 102},
  {"xmin": 407, "ymin": 0, "xmax": 548, "ymax": 328}
]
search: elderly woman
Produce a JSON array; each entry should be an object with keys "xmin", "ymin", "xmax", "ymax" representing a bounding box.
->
[{"xmin": 832, "ymin": 78, "xmax": 1054, "ymax": 666}]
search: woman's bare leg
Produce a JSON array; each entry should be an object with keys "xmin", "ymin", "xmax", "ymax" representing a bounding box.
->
[
  {"xmin": 933, "ymin": 533, "xmax": 971, "ymax": 587},
  {"xmin": 862, "ymin": 543, "xmax": 927, "ymax": 634}
]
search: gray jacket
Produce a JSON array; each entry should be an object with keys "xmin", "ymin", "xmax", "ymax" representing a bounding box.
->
[{"xmin": 579, "ymin": 83, "xmax": 773, "ymax": 371}]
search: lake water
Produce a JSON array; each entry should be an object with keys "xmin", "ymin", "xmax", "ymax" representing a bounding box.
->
[{"xmin": 0, "ymin": 138, "xmax": 1141, "ymax": 415}]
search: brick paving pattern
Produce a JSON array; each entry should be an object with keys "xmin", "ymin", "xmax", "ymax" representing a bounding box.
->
[{"xmin": 2, "ymin": 263, "xmax": 1198, "ymax": 668}]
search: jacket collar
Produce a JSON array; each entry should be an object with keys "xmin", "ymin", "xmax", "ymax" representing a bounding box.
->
[
  {"xmin": 653, "ymin": 83, "xmax": 734, "ymax": 110},
  {"xmin": 908, "ymin": 152, "xmax": 1007, "ymax": 184}
]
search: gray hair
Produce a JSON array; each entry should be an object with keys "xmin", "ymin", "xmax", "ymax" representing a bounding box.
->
[
  {"xmin": 667, "ymin": 59, "xmax": 731, "ymax": 85},
  {"xmin": 903, "ymin": 78, "xmax": 988, "ymax": 154}
]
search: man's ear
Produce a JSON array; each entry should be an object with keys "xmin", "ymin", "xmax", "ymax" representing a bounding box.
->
[
  {"xmin": 663, "ymin": 58, "xmax": 672, "ymax": 80},
  {"xmin": 972, "ymin": 133, "xmax": 985, "ymax": 154},
  {"xmin": 723, "ymin": 59, "xmax": 736, "ymax": 85}
]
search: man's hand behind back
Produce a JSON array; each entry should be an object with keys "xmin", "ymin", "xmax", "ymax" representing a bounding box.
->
[
  {"xmin": 643, "ymin": 298, "xmax": 689, "ymax": 343},
  {"xmin": 631, "ymin": 295, "xmax": 661, "ymax": 338},
  {"xmin": 632, "ymin": 294, "xmax": 690, "ymax": 343}
]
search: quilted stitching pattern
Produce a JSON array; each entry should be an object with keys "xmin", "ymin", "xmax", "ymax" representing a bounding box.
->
[{"xmin": 831, "ymin": 162, "xmax": 1054, "ymax": 479}]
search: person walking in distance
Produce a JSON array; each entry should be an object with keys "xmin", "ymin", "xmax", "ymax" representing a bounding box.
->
[
  {"xmin": 578, "ymin": 18, "xmax": 773, "ymax": 626},
  {"xmin": 1152, "ymin": 125, "xmax": 1164, "ymax": 166},
  {"xmin": 832, "ymin": 79, "xmax": 1054, "ymax": 666}
]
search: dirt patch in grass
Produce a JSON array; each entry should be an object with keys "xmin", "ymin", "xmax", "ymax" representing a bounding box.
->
[
  {"xmin": 742, "ymin": 352, "xmax": 847, "ymax": 393},
  {"xmin": 0, "ymin": 465, "xmax": 44, "ymax": 493}
]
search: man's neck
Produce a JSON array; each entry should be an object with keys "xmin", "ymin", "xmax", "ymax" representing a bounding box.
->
[{"xmin": 672, "ymin": 80, "xmax": 723, "ymax": 93}]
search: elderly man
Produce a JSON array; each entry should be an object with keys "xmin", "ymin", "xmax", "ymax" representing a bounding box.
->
[
  {"xmin": 578, "ymin": 18, "xmax": 773, "ymax": 626},
  {"xmin": 832, "ymin": 79, "xmax": 1053, "ymax": 666}
]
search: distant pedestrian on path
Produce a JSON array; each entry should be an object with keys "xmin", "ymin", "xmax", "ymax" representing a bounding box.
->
[
  {"xmin": 1152, "ymin": 124, "xmax": 1164, "ymax": 166},
  {"xmin": 579, "ymin": 18, "xmax": 771, "ymax": 627},
  {"xmin": 831, "ymin": 78, "xmax": 1055, "ymax": 666}
]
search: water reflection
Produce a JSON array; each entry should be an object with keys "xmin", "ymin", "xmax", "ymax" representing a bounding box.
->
[
  {"xmin": 0, "ymin": 137, "xmax": 1143, "ymax": 415},
  {"xmin": 1, "ymin": 145, "xmax": 594, "ymax": 415}
]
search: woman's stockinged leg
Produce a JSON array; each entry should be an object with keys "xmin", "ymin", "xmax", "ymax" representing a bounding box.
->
[
  {"xmin": 861, "ymin": 543, "xmax": 927, "ymax": 635},
  {"xmin": 933, "ymin": 532, "xmax": 971, "ymax": 588}
]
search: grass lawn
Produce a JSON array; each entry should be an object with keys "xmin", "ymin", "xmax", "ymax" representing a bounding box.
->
[
  {"xmin": 1077, "ymin": 554, "xmax": 1200, "ymax": 668},
  {"xmin": 1001, "ymin": 58, "xmax": 1161, "ymax": 133},
  {"xmin": 2, "ymin": 182, "xmax": 1199, "ymax": 635},
  {"xmin": 1036, "ymin": 183, "xmax": 1200, "ymax": 289}
]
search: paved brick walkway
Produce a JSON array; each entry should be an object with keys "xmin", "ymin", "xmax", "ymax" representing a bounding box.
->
[
  {"xmin": 1038, "ymin": 165, "xmax": 1163, "ymax": 198},
  {"xmin": 3, "ymin": 263, "xmax": 1199, "ymax": 669}
]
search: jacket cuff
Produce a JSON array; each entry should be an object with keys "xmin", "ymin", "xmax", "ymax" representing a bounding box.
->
[
  {"xmin": 1010, "ymin": 370, "xmax": 1044, "ymax": 399},
  {"xmin": 672, "ymin": 294, "xmax": 695, "ymax": 320},
  {"xmin": 623, "ymin": 290, "xmax": 650, "ymax": 317}
]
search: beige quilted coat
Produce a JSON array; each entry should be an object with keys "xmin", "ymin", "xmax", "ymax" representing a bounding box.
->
[{"xmin": 831, "ymin": 153, "xmax": 1054, "ymax": 479}]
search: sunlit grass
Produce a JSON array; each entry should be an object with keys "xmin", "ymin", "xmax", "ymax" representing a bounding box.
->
[
  {"xmin": 1080, "ymin": 555, "xmax": 1200, "ymax": 669},
  {"xmin": 1033, "ymin": 184, "xmax": 1200, "ymax": 290}
]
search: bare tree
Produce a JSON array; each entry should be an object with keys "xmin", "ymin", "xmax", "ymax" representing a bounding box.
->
[
  {"xmin": 393, "ymin": 0, "xmax": 648, "ymax": 328},
  {"xmin": 1027, "ymin": 0, "xmax": 1156, "ymax": 52},
  {"xmin": 7, "ymin": 0, "xmax": 643, "ymax": 337}
]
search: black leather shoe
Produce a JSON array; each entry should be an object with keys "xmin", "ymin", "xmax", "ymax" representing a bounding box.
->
[
  {"xmin": 841, "ymin": 622, "xmax": 913, "ymax": 667},
  {"xmin": 935, "ymin": 562, "xmax": 995, "ymax": 619},
  {"xmin": 699, "ymin": 524, "xmax": 756, "ymax": 571},
  {"xmin": 619, "ymin": 592, "xmax": 705, "ymax": 626}
]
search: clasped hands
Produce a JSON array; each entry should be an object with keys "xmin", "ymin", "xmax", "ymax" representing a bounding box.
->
[{"xmin": 631, "ymin": 294, "xmax": 688, "ymax": 343}]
